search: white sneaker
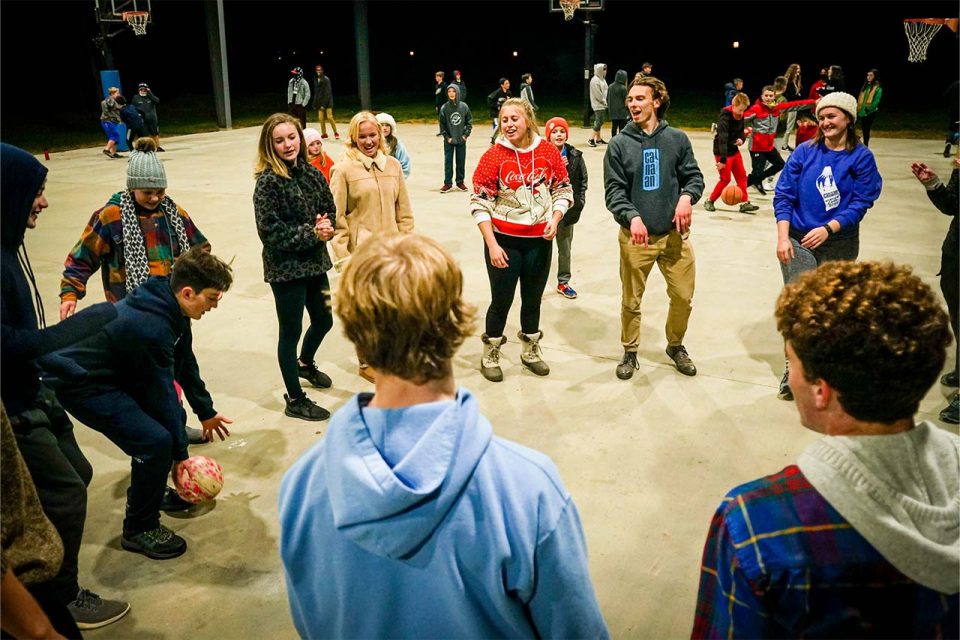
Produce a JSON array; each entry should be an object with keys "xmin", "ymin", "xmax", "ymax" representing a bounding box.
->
[{"xmin": 762, "ymin": 179, "xmax": 775, "ymax": 191}]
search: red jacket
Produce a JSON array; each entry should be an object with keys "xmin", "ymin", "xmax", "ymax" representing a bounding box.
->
[{"xmin": 743, "ymin": 98, "xmax": 816, "ymax": 152}]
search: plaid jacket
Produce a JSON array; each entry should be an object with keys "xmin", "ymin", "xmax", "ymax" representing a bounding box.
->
[
  {"xmin": 60, "ymin": 192, "xmax": 208, "ymax": 303},
  {"xmin": 692, "ymin": 465, "xmax": 959, "ymax": 639}
]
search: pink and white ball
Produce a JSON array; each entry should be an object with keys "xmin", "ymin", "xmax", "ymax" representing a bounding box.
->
[{"xmin": 176, "ymin": 456, "xmax": 224, "ymax": 504}]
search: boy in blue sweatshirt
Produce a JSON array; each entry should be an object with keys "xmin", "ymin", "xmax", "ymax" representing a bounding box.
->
[{"xmin": 279, "ymin": 234, "xmax": 609, "ymax": 639}]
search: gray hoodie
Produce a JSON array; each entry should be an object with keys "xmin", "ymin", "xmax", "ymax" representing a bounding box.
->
[
  {"xmin": 439, "ymin": 84, "xmax": 473, "ymax": 145},
  {"xmin": 604, "ymin": 121, "xmax": 704, "ymax": 235},
  {"xmin": 589, "ymin": 63, "xmax": 608, "ymax": 111},
  {"xmin": 798, "ymin": 422, "xmax": 960, "ymax": 594}
]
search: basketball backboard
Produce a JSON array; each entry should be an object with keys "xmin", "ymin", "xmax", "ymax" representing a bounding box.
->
[
  {"xmin": 549, "ymin": 0, "xmax": 605, "ymax": 13},
  {"xmin": 95, "ymin": 0, "xmax": 152, "ymax": 23}
]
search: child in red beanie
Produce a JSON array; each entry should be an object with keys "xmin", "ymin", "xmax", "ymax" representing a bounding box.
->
[{"xmin": 544, "ymin": 117, "xmax": 588, "ymax": 299}]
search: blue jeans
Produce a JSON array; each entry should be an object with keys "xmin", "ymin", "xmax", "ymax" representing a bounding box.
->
[{"xmin": 443, "ymin": 140, "xmax": 466, "ymax": 185}]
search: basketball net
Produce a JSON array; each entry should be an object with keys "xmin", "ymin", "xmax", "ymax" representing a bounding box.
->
[
  {"xmin": 559, "ymin": 0, "xmax": 578, "ymax": 21},
  {"xmin": 122, "ymin": 11, "xmax": 149, "ymax": 36},
  {"xmin": 903, "ymin": 18, "xmax": 957, "ymax": 62}
]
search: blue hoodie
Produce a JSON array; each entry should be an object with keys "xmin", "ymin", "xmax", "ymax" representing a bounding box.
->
[{"xmin": 279, "ymin": 388, "xmax": 609, "ymax": 639}]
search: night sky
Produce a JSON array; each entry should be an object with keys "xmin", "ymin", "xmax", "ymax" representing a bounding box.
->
[{"xmin": 2, "ymin": 0, "xmax": 958, "ymax": 126}]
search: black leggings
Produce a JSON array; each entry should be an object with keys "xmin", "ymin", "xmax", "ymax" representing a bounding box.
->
[
  {"xmin": 269, "ymin": 273, "xmax": 333, "ymax": 398},
  {"xmin": 484, "ymin": 234, "xmax": 552, "ymax": 337},
  {"xmin": 860, "ymin": 112, "xmax": 877, "ymax": 146}
]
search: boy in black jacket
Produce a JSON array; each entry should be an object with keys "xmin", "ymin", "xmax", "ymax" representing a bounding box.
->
[
  {"xmin": 486, "ymin": 77, "xmax": 512, "ymax": 144},
  {"xmin": 544, "ymin": 117, "xmax": 587, "ymax": 299},
  {"xmin": 41, "ymin": 247, "xmax": 234, "ymax": 561},
  {"xmin": 704, "ymin": 92, "xmax": 758, "ymax": 213}
]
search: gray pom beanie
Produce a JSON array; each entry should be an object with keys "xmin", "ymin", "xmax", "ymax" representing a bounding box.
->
[{"xmin": 126, "ymin": 148, "xmax": 167, "ymax": 189}]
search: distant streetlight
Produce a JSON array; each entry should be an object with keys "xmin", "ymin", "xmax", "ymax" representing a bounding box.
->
[
  {"xmin": 732, "ymin": 41, "xmax": 740, "ymax": 49},
  {"xmin": 409, "ymin": 51, "xmax": 415, "ymax": 56},
  {"xmin": 512, "ymin": 50, "xmax": 518, "ymax": 57}
]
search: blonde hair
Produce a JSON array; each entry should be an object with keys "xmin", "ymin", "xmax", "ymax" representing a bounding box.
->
[
  {"xmin": 495, "ymin": 98, "xmax": 539, "ymax": 145},
  {"xmin": 335, "ymin": 234, "xmax": 476, "ymax": 383},
  {"xmin": 254, "ymin": 113, "xmax": 308, "ymax": 179},
  {"xmin": 342, "ymin": 111, "xmax": 387, "ymax": 162},
  {"xmin": 731, "ymin": 92, "xmax": 750, "ymax": 108}
]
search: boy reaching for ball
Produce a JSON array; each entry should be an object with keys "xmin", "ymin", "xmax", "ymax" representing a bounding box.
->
[
  {"xmin": 40, "ymin": 247, "xmax": 234, "ymax": 560},
  {"xmin": 703, "ymin": 92, "xmax": 758, "ymax": 214}
]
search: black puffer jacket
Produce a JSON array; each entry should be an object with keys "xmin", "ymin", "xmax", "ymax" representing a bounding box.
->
[
  {"xmin": 254, "ymin": 161, "xmax": 336, "ymax": 283},
  {"xmin": 562, "ymin": 144, "xmax": 588, "ymax": 225}
]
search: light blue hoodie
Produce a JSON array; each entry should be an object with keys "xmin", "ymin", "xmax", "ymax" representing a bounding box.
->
[{"xmin": 279, "ymin": 388, "xmax": 609, "ymax": 639}]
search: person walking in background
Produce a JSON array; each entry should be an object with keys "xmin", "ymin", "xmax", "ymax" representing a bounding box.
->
[
  {"xmin": 278, "ymin": 233, "xmax": 609, "ymax": 640},
  {"xmin": 287, "ymin": 67, "xmax": 311, "ymax": 131},
  {"xmin": 433, "ymin": 71, "xmax": 446, "ymax": 136},
  {"xmin": 780, "ymin": 64, "xmax": 803, "ymax": 151},
  {"xmin": 856, "ymin": 69, "xmax": 882, "ymax": 147},
  {"xmin": 773, "ymin": 92, "xmax": 882, "ymax": 400},
  {"xmin": 607, "ymin": 69, "xmax": 629, "ymax": 137},
  {"xmin": 330, "ymin": 111, "xmax": 415, "ymax": 382},
  {"xmin": 470, "ymin": 98, "xmax": 572, "ymax": 382},
  {"xmin": 451, "ymin": 69, "xmax": 466, "ymax": 102},
  {"xmin": 254, "ymin": 113, "xmax": 336, "ymax": 422},
  {"xmin": 375, "ymin": 113, "xmax": 411, "ymax": 179},
  {"xmin": 588, "ymin": 63, "xmax": 608, "ymax": 147},
  {"xmin": 486, "ymin": 77, "xmax": 511, "ymax": 144},
  {"xmin": 100, "ymin": 87, "xmax": 123, "ymax": 159},
  {"xmin": 703, "ymin": 93, "xmax": 758, "ymax": 214},
  {"xmin": 311, "ymin": 65, "xmax": 339, "ymax": 140},
  {"xmin": 743, "ymin": 85, "xmax": 815, "ymax": 196},
  {"xmin": 117, "ymin": 96, "xmax": 147, "ymax": 152},
  {"xmin": 911, "ymin": 156, "xmax": 959, "ymax": 424},
  {"xmin": 604, "ymin": 76, "xmax": 704, "ymax": 381},
  {"xmin": 544, "ymin": 117, "xmax": 587, "ymax": 300},
  {"xmin": 723, "ymin": 77, "xmax": 743, "ymax": 107},
  {"xmin": 519, "ymin": 73, "xmax": 538, "ymax": 112},
  {"xmin": 303, "ymin": 127, "xmax": 335, "ymax": 184},
  {"xmin": 637, "ymin": 61, "xmax": 654, "ymax": 80},
  {"xmin": 2, "ymin": 142, "xmax": 130, "ymax": 630},
  {"xmin": 693, "ymin": 260, "xmax": 959, "ymax": 638},
  {"xmin": 439, "ymin": 83, "xmax": 472, "ymax": 193},
  {"xmin": 131, "ymin": 83, "xmax": 163, "ymax": 151}
]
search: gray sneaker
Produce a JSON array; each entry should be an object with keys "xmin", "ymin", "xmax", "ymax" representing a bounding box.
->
[
  {"xmin": 616, "ymin": 351, "xmax": 639, "ymax": 380},
  {"xmin": 67, "ymin": 588, "xmax": 131, "ymax": 630},
  {"xmin": 665, "ymin": 345, "xmax": 697, "ymax": 376},
  {"xmin": 703, "ymin": 200, "xmax": 715, "ymax": 212}
]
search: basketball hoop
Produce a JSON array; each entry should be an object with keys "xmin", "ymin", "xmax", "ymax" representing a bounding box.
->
[
  {"xmin": 122, "ymin": 11, "xmax": 149, "ymax": 36},
  {"xmin": 903, "ymin": 18, "xmax": 957, "ymax": 62},
  {"xmin": 559, "ymin": 0, "xmax": 578, "ymax": 21}
]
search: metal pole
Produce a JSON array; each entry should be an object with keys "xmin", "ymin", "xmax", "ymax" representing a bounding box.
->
[
  {"xmin": 215, "ymin": 0, "xmax": 232, "ymax": 128},
  {"xmin": 582, "ymin": 15, "xmax": 594, "ymax": 127},
  {"xmin": 354, "ymin": 0, "xmax": 371, "ymax": 110}
]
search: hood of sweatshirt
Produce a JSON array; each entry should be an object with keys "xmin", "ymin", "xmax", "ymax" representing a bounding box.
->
[
  {"xmin": 593, "ymin": 63, "xmax": 607, "ymax": 79},
  {"xmin": 444, "ymin": 83, "xmax": 461, "ymax": 106},
  {"xmin": 1, "ymin": 144, "xmax": 47, "ymax": 252},
  {"xmin": 323, "ymin": 388, "xmax": 493, "ymax": 560},
  {"xmin": 798, "ymin": 422, "xmax": 960, "ymax": 594},
  {"xmin": 614, "ymin": 69, "xmax": 628, "ymax": 85},
  {"xmin": 497, "ymin": 134, "xmax": 543, "ymax": 153}
]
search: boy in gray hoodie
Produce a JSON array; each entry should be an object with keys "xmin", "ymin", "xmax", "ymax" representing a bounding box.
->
[
  {"xmin": 439, "ymin": 84, "xmax": 472, "ymax": 192},
  {"xmin": 604, "ymin": 76, "xmax": 703, "ymax": 381},
  {"xmin": 588, "ymin": 63, "xmax": 608, "ymax": 147}
]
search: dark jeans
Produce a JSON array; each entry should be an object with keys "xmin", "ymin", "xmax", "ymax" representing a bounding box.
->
[
  {"xmin": 749, "ymin": 149, "xmax": 785, "ymax": 184},
  {"xmin": 0, "ymin": 581, "xmax": 82, "ymax": 639},
  {"xmin": 611, "ymin": 118, "xmax": 627, "ymax": 137},
  {"xmin": 484, "ymin": 234, "xmax": 552, "ymax": 337},
  {"xmin": 10, "ymin": 384, "xmax": 91, "ymax": 604},
  {"xmin": 860, "ymin": 112, "xmax": 877, "ymax": 146},
  {"xmin": 443, "ymin": 140, "xmax": 466, "ymax": 185},
  {"xmin": 57, "ymin": 388, "xmax": 183, "ymax": 535},
  {"xmin": 288, "ymin": 103, "xmax": 307, "ymax": 130},
  {"xmin": 943, "ymin": 243, "xmax": 959, "ymax": 371},
  {"xmin": 780, "ymin": 232, "xmax": 860, "ymax": 285},
  {"xmin": 269, "ymin": 273, "xmax": 334, "ymax": 399}
]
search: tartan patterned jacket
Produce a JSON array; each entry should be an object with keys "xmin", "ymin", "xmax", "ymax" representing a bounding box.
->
[
  {"xmin": 692, "ymin": 465, "xmax": 959, "ymax": 639},
  {"xmin": 60, "ymin": 192, "xmax": 208, "ymax": 304}
]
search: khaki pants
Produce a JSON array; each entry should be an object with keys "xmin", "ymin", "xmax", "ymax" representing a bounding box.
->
[
  {"xmin": 317, "ymin": 108, "xmax": 338, "ymax": 136},
  {"xmin": 618, "ymin": 227, "xmax": 696, "ymax": 351}
]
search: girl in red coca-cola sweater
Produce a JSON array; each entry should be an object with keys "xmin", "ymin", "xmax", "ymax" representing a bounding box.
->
[{"xmin": 469, "ymin": 98, "xmax": 573, "ymax": 382}]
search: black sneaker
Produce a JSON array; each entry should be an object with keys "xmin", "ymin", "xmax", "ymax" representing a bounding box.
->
[
  {"xmin": 777, "ymin": 370, "xmax": 793, "ymax": 401},
  {"xmin": 160, "ymin": 486, "xmax": 193, "ymax": 512},
  {"xmin": 588, "ymin": 139, "xmax": 597, "ymax": 148},
  {"xmin": 942, "ymin": 370, "xmax": 959, "ymax": 387},
  {"xmin": 284, "ymin": 393, "xmax": 330, "ymax": 421},
  {"xmin": 121, "ymin": 524, "xmax": 187, "ymax": 559},
  {"xmin": 665, "ymin": 345, "xmax": 697, "ymax": 376},
  {"xmin": 753, "ymin": 181, "xmax": 767, "ymax": 196},
  {"xmin": 597, "ymin": 138, "xmax": 607, "ymax": 145},
  {"xmin": 298, "ymin": 361, "xmax": 332, "ymax": 388},
  {"xmin": 67, "ymin": 588, "xmax": 131, "ymax": 629},
  {"xmin": 616, "ymin": 351, "xmax": 639, "ymax": 380},
  {"xmin": 940, "ymin": 394, "xmax": 959, "ymax": 424}
]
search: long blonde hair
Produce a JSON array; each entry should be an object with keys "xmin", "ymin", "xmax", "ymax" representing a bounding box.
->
[
  {"xmin": 784, "ymin": 63, "xmax": 802, "ymax": 94},
  {"xmin": 254, "ymin": 113, "xmax": 308, "ymax": 179},
  {"xmin": 495, "ymin": 98, "xmax": 539, "ymax": 146},
  {"xmin": 342, "ymin": 111, "xmax": 387, "ymax": 162}
]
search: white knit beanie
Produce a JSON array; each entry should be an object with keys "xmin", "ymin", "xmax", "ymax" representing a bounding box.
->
[
  {"xmin": 816, "ymin": 92, "xmax": 858, "ymax": 124},
  {"xmin": 375, "ymin": 112, "xmax": 398, "ymax": 134},
  {"xmin": 126, "ymin": 138, "xmax": 167, "ymax": 189}
]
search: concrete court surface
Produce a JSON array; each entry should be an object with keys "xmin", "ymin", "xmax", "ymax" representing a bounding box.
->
[{"xmin": 22, "ymin": 120, "xmax": 958, "ymax": 639}]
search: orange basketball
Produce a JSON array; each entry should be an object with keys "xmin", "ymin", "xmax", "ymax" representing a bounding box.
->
[{"xmin": 721, "ymin": 184, "xmax": 744, "ymax": 206}]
